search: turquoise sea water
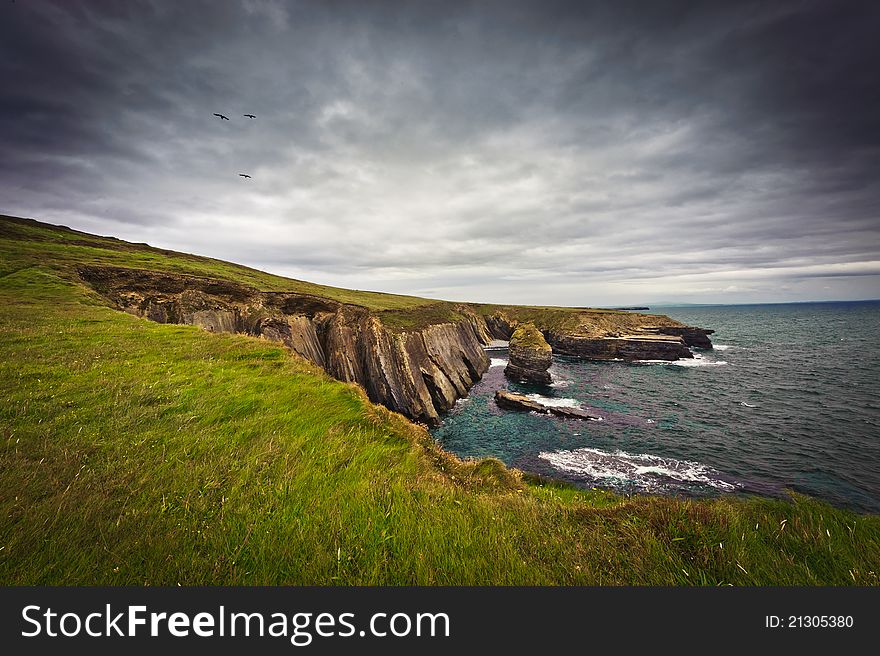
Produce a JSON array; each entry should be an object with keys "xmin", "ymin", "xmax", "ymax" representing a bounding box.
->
[{"xmin": 432, "ymin": 301, "xmax": 880, "ymax": 513}]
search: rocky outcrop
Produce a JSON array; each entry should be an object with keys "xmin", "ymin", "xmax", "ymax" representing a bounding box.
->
[
  {"xmin": 643, "ymin": 326, "xmax": 715, "ymax": 349},
  {"xmin": 494, "ymin": 391, "xmax": 598, "ymax": 421},
  {"xmin": 545, "ymin": 331, "xmax": 694, "ymax": 361},
  {"xmin": 479, "ymin": 308, "xmax": 713, "ymax": 361},
  {"xmin": 545, "ymin": 325, "xmax": 716, "ymax": 359},
  {"xmin": 505, "ymin": 323, "xmax": 553, "ymax": 384}
]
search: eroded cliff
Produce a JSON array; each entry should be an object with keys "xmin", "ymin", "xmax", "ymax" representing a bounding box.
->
[
  {"xmin": 78, "ymin": 265, "xmax": 713, "ymax": 425},
  {"xmin": 78, "ymin": 265, "xmax": 490, "ymax": 426}
]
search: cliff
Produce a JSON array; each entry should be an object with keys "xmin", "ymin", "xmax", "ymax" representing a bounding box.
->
[
  {"xmin": 77, "ymin": 265, "xmax": 713, "ymax": 425},
  {"xmin": 78, "ymin": 265, "xmax": 489, "ymax": 426}
]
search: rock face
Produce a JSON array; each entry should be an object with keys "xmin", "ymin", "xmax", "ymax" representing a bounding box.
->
[
  {"xmin": 505, "ymin": 323, "xmax": 553, "ymax": 384},
  {"xmin": 484, "ymin": 314, "xmax": 514, "ymax": 340},
  {"xmin": 494, "ymin": 391, "xmax": 598, "ymax": 421}
]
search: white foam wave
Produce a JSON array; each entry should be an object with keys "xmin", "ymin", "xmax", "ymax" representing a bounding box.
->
[
  {"xmin": 668, "ymin": 358, "xmax": 728, "ymax": 367},
  {"xmin": 538, "ymin": 447, "xmax": 738, "ymax": 492},
  {"xmin": 549, "ymin": 379, "xmax": 571, "ymax": 388},
  {"xmin": 713, "ymin": 344, "xmax": 733, "ymax": 351},
  {"xmin": 740, "ymin": 401, "xmax": 756, "ymax": 408},
  {"xmin": 525, "ymin": 393, "xmax": 581, "ymax": 408},
  {"xmin": 489, "ymin": 358, "xmax": 508, "ymax": 368},
  {"xmin": 636, "ymin": 353, "xmax": 727, "ymax": 367}
]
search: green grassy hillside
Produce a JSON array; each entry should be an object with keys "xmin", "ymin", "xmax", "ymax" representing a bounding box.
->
[
  {"xmin": 1, "ymin": 215, "xmax": 879, "ymax": 584},
  {"xmin": 0, "ymin": 215, "xmax": 435, "ymax": 309},
  {"xmin": 0, "ymin": 215, "xmax": 654, "ymax": 333}
]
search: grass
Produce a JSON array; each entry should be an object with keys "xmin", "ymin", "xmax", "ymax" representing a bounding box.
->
[
  {"xmin": 1, "ymin": 216, "xmax": 879, "ymax": 585},
  {"xmin": 377, "ymin": 302, "xmax": 468, "ymax": 332},
  {"xmin": 509, "ymin": 322, "xmax": 552, "ymax": 351},
  {"xmin": 0, "ymin": 215, "xmax": 435, "ymax": 311},
  {"xmin": 0, "ymin": 215, "xmax": 658, "ymax": 333},
  {"xmin": 468, "ymin": 303, "xmax": 678, "ymax": 337}
]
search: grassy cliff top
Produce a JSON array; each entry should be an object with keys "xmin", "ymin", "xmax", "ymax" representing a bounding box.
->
[
  {"xmin": 509, "ymin": 322, "xmax": 552, "ymax": 352},
  {"xmin": 468, "ymin": 303, "xmax": 680, "ymax": 336},
  {"xmin": 0, "ymin": 215, "xmax": 444, "ymax": 310}
]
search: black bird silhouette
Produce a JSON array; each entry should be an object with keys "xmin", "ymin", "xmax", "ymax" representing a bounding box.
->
[
  {"xmin": 243, "ymin": 114, "xmax": 256, "ymax": 119},
  {"xmin": 213, "ymin": 113, "xmax": 230, "ymax": 120},
  {"xmin": 238, "ymin": 173, "xmax": 252, "ymax": 179}
]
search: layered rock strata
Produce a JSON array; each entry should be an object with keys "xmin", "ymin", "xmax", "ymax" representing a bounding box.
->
[
  {"xmin": 505, "ymin": 322, "xmax": 553, "ymax": 384},
  {"xmin": 642, "ymin": 326, "xmax": 716, "ymax": 349},
  {"xmin": 545, "ymin": 331, "xmax": 695, "ymax": 361}
]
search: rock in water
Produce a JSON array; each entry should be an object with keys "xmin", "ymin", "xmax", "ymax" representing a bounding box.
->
[
  {"xmin": 494, "ymin": 390, "xmax": 598, "ymax": 421},
  {"xmin": 505, "ymin": 322, "xmax": 552, "ymax": 384}
]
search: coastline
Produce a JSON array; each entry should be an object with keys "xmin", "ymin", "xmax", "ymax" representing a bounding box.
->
[
  {"xmin": 433, "ymin": 302, "xmax": 880, "ymax": 515},
  {"xmin": 2, "ymin": 215, "xmax": 878, "ymax": 587}
]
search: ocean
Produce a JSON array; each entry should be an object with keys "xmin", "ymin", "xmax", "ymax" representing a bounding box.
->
[{"xmin": 431, "ymin": 301, "xmax": 880, "ymax": 513}]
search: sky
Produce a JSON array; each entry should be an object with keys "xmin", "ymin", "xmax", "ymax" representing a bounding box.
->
[{"xmin": 1, "ymin": 0, "xmax": 879, "ymax": 306}]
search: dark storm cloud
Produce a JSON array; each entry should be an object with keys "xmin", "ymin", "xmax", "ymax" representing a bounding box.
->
[{"xmin": 1, "ymin": 0, "xmax": 878, "ymax": 304}]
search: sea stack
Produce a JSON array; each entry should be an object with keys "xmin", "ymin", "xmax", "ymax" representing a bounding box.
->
[{"xmin": 505, "ymin": 322, "xmax": 552, "ymax": 384}]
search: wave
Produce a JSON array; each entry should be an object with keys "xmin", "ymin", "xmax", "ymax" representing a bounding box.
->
[
  {"xmin": 636, "ymin": 353, "xmax": 727, "ymax": 367},
  {"xmin": 668, "ymin": 358, "xmax": 728, "ymax": 367},
  {"xmin": 489, "ymin": 358, "xmax": 508, "ymax": 368},
  {"xmin": 713, "ymin": 344, "xmax": 733, "ymax": 351},
  {"xmin": 525, "ymin": 393, "xmax": 581, "ymax": 408},
  {"xmin": 740, "ymin": 401, "xmax": 756, "ymax": 408},
  {"xmin": 549, "ymin": 378, "xmax": 571, "ymax": 388},
  {"xmin": 538, "ymin": 447, "xmax": 739, "ymax": 492}
]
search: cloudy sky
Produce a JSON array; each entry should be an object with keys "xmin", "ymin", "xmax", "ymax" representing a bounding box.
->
[{"xmin": 2, "ymin": 0, "xmax": 878, "ymax": 305}]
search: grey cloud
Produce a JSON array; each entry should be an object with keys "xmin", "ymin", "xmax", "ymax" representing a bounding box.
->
[{"xmin": 1, "ymin": 0, "xmax": 879, "ymax": 305}]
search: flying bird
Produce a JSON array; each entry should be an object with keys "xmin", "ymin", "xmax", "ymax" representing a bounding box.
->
[
  {"xmin": 238, "ymin": 173, "xmax": 252, "ymax": 179},
  {"xmin": 213, "ymin": 113, "xmax": 230, "ymax": 120},
  {"xmin": 243, "ymin": 114, "xmax": 256, "ymax": 119}
]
